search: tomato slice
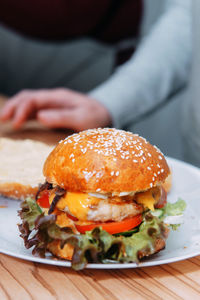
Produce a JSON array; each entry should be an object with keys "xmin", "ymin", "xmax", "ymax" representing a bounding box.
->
[
  {"xmin": 75, "ymin": 214, "xmax": 143, "ymax": 234},
  {"xmin": 37, "ymin": 190, "xmax": 50, "ymax": 208},
  {"xmin": 66, "ymin": 212, "xmax": 79, "ymax": 222}
]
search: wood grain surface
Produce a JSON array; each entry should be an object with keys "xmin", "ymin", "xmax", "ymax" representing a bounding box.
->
[
  {"xmin": 0, "ymin": 254, "xmax": 200, "ymax": 300},
  {"xmin": 0, "ymin": 96, "xmax": 200, "ymax": 300}
]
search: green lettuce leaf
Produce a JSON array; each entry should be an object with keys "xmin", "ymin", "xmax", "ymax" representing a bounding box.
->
[
  {"xmin": 18, "ymin": 197, "xmax": 42, "ymax": 230},
  {"xmin": 163, "ymin": 198, "xmax": 186, "ymax": 216},
  {"xmin": 152, "ymin": 198, "xmax": 186, "ymax": 230},
  {"xmin": 18, "ymin": 198, "xmax": 169, "ymax": 270},
  {"xmin": 18, "ymin": 198, "xmax": 74, "ymax": 257}
]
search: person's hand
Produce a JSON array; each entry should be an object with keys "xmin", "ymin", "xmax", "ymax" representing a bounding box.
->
[{"xmin": 0, "ymin": 88, "xmax": 112, "ymax": 131}]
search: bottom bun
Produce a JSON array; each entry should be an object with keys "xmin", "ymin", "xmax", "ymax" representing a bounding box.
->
[
  {"xmin": 47, "ymin": 219, "xmax": 169, "ymax": 262},
  {"xmin": 46, "ymin": 211, "xmax": 75, "ymax": 260},
  {"xmin": 47, "ymin": 240, "xmax": 74, "ymax": 261}
]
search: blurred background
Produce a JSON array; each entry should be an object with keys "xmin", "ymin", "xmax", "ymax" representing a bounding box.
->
[{"xmin": 0, "ymin": 0, "xmax": 195, "ymax": 164}]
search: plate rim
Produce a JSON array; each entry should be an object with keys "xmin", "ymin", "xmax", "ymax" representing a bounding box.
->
[
  {"xmin": 0, "ymin": 247, "xmax": 200, "ymax": 269},
  {"xmin": 0, "ymin": 156, "xmax": 200, "ymax": 269}
]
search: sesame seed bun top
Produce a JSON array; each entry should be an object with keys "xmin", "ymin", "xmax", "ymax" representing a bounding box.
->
[{"xmin": 43, "ymin": 128, "xmax": 170, "ymax": 193}]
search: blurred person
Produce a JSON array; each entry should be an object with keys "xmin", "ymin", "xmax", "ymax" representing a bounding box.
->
[
  {"xmin": 181, "ymin": 0, "xmax": 200, "ymax": 167},
  {"xmin": 0, "ymin": 0, "xmax": 191, "ymax": 134}
]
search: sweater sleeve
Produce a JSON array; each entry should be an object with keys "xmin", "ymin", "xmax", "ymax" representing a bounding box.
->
[{"xmin": 89, "ymin": 0, "xmax": 192, "ymax": 128}]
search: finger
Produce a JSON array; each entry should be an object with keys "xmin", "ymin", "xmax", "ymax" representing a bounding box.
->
[
  {"xmin": 34, "ymin": 89, "xmax": 78, "ymax": 109},
  {"xmin": 37, "ymin": 109, "xmax": 78, "ymax": 129},
  {"xmin": 12, "ymin": 99, "xmax": 36, "ymax": 129},
  {"xmin": 0, "ymin": 88, "xmax": 80, "ymax": 123},
  {"xmin": 0, "ymin": 99, "xmax": 18, "ymax": 121}
]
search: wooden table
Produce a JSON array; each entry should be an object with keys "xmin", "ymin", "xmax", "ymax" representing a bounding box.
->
[{"xmin": 0, "ymin": 97, "xmax": 200, "ymax": 300}]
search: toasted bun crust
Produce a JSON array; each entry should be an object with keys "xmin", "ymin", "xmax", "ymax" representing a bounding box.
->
[
  {"xmin": 0, "ymin": 182, "xmax": 38, "ymax": 200},
  {"xmin": 47, "ymin": 211, "xmax": 75, "ymax": 260},
  {"xmin": 0, "ymin": 138, "xmax": 53, "ymax": 199},
  {"xmin": 47, "ymin": 240, "xmax": 74, "ymax": 261},
  {"xmin": 43, "ymin": 128, "xmax": 170, "ymax": 193}
]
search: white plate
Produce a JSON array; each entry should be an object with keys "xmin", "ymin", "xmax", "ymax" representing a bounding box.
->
[{"xmin": 0, "ymin": 157, "xmax": 200, "ymax": 269}]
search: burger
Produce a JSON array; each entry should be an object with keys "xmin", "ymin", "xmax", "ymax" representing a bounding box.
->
[{"xmin": 18, "ymin": 128, "xmax": 185, "ymax": 270}]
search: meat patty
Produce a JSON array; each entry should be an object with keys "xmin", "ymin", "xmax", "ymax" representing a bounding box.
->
[{"xmin": 87, "ymin": 199, "xmax": 143, "ymax": 222}]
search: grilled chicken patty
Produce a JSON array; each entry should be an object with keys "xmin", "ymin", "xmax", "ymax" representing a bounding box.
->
[
  {"xmin": 63, "ymin": 198, "xmax": 144, "ymax": 222},
  {"xmin": 87, "ymin": 200, "xmax": 143, "ymax": 222}
]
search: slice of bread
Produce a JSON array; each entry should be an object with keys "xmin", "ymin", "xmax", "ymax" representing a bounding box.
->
[{"xmin": 0, "ymin": 138, "xmax": 53, "ymax": 200}]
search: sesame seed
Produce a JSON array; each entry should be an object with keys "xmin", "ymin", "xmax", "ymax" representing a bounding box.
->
[
  {"xmin": 96, "ymin": 172, "xmax": 103, "ymax": 178},
  {"xmin": 138, "ymin": 150, "xmax": 144, "ymax": 157},
  {"xmin": 60, "ymin": 129, "xmax": 163, "ymax": 177},
  {"xmin": 81, "ymin": 148, "xmax": 87, "ymax": 154}
]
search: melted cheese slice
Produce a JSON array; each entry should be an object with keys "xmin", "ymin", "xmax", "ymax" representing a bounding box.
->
[
  {"xmin": 50, "ymin": 192, "xmax": 100, "ymax": 221},
  {"xmin": 49, "ymin": 188, "xmax": 156, "ymax": 222},
  {"xmin": 136, "ymin": 190, "xmax": 156, "ymax": 211}
]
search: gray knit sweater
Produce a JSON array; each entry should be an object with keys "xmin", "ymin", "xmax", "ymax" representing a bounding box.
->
[{"xmin": 90, "ymin": 0, "xmax": 192, "ymax": 129}]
